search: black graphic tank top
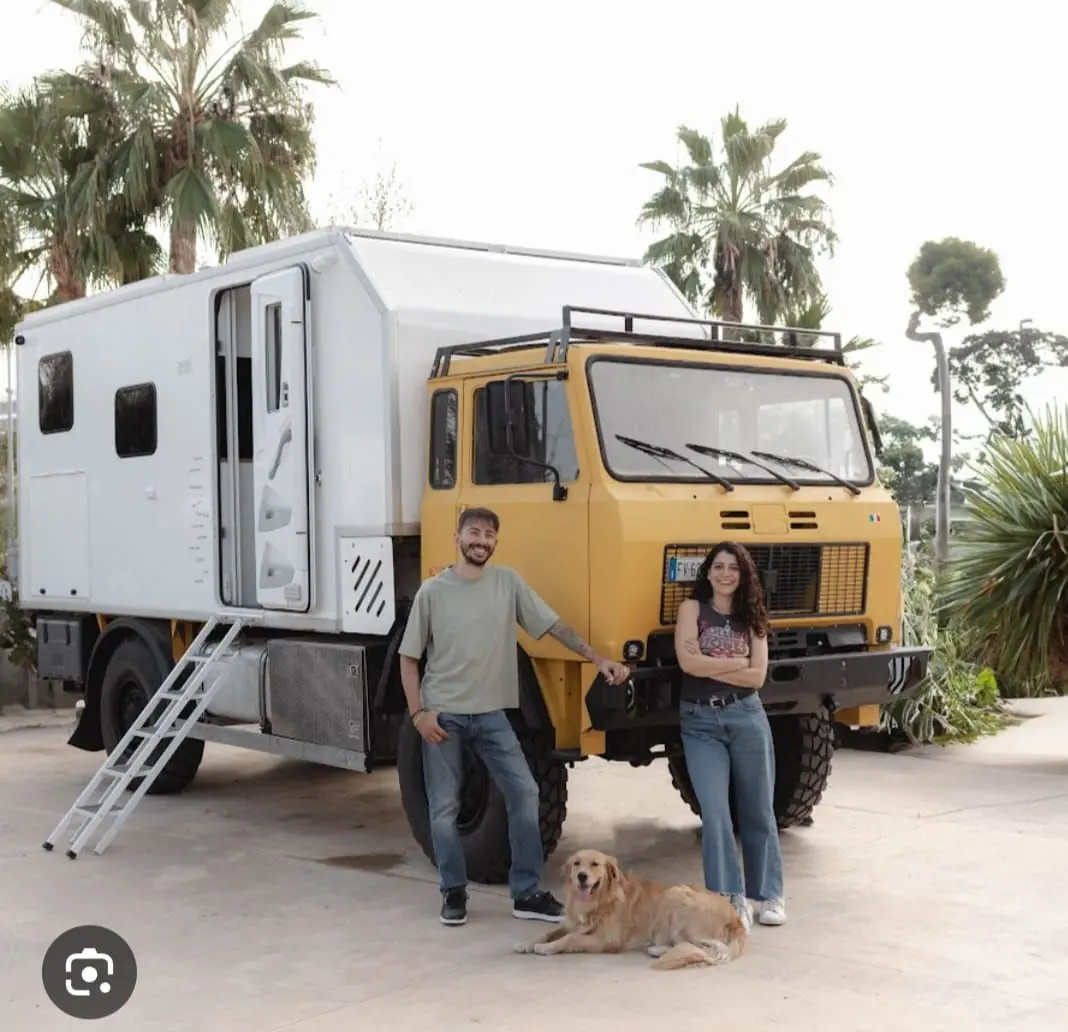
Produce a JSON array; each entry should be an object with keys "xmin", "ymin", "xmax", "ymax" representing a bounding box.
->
[{"xmin": 679, "ymin": 601, "xmax": 752, "ymax": 701}]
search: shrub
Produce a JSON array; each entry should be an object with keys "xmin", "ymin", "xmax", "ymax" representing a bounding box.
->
[
  {"xmin": 939, "ymin": 404, "xmax": 1068, "ymax": 696},
  {"xmin": 880, "ymin": 545, "xmax": 1012, "ymax": 744}
]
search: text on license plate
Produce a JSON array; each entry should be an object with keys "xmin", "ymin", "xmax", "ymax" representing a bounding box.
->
[{"xmin": 668, "ymin": 557, "xmax": 704, "ymax": 583}]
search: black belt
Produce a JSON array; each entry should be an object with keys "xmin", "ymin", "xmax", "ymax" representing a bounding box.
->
[{"xmin": 690, "ymin": 690, "xmax": 754, "ymax": 710}]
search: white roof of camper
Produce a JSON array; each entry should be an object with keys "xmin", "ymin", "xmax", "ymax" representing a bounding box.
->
[{"xmin": 14, "ymin": 226, "xmax": 702, "ymax": 335}]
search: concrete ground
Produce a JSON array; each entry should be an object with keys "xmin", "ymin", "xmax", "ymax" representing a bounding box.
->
[{"xmin": 2, "ymin": 700, "xmax": 1067, "ymax": 1032}]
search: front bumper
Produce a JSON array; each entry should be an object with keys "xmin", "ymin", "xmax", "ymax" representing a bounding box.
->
[{"xmin": 585, "ymin": 644, "xmax": 933, "ymax": 730}]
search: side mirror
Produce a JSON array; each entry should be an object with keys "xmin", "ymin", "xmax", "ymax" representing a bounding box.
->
[{"xmin": 485, "ymin": 380, "xmax": 531, "ymax": 456}]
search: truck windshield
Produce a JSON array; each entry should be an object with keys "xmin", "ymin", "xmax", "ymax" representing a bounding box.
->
[{"xmin": 587, "ymin": 357, "xmax": 872, "ymax": 485}]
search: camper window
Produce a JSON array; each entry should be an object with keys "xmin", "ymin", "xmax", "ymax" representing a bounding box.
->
[
  {"xmin": 265, "ymin": 302, "xmax": 283, "ymax": 412},
  {"xmin": 115, "ymin": 383, "xmax": 158, "ymax": 458},
  {"xmin": 473, "ymin": 379, "xmax": 579, "ymax": 486},
  {"xmin": 38, "ymin": 351, "xmax": 74, "ymax": 434},
  {"xmin": 429, "ymin": 388, "xmax": 458, "ymax": 490}
]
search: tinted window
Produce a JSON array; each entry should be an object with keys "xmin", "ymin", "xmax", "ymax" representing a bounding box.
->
[
  {"xmin": 429, "ymin": 389, "xmax": 458, "ymax": 489},
  {"xmin": 474, "ymin": 379, "xmax": 579, "ymax": 485},
  {"xmin": 115, "ymin": 383, "xmax": 157, "ymax": 458},
  {"xmin": 39, "ymin": 351, "xmax": 73, "ymax": 434}
]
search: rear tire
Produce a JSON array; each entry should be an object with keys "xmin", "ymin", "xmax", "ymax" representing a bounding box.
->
[
  {"xmin": 667, "ymin": 708, "xmax": 834, "ymax": 830},
  {"xmin": 99, "ymin": 637, "xmax": 204, "ymax": 795},
  {"xmin": 396, "ymin": 713, "xmax": 568, "ymax": 885}
]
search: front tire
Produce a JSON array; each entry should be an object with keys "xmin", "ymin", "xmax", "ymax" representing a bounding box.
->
[
  {"xmin": 99, "ymin": 637, "xmax": 204, "ymax": 795},
  {"xmin": 396, "ymin": 714, "xmax": 568, "ymax": 885},
  {"xmin": 667, "ymin": 709, "xmax": 834, "ymax": 830}
]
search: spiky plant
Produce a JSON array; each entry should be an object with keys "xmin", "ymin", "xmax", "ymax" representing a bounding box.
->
[{"xmin": 939, "ymin": 404, "xmax": 1068, "ymax": 695}]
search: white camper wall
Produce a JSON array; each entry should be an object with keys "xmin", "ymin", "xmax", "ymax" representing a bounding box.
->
[
  {"xmin": 17, "ymin": 279, "xmax": 220, "ymax": 618},
  {"xmin": 344, "ymin": 234, "xmax": 701, "ymax": 528}
]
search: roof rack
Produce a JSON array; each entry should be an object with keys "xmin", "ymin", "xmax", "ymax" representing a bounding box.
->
[{"xmin": 430, "ymin": 305, "xmax": 845, "ymax": 378}]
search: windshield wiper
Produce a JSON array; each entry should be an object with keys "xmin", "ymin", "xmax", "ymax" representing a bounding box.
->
[
  {"xmin": 750, "ymin": 449, "xmax": 862, "ymax": 496},
  {"xmin": 614, "ymin": 434, "xmax": 734, "ymax": 491},
  {"xmin": 685, "ymin": 442, "xmax": 800, "ymax": 491}
]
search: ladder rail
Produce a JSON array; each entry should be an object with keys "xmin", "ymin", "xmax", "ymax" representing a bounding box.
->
[{"xmin": 43, "ymin": 615, "xmax": 250, "ymax": 857}]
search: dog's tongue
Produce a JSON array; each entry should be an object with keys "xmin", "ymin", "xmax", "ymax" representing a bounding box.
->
[{"xmin": 578, "ymin": 885, "xmax": 591, "ymax": 901}]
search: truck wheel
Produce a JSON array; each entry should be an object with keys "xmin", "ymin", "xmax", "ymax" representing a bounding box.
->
[
  {"xmin": 666, "ymin": 709, "xmax": 834, "ymax": 830},
  {"xmin": 396, "ymin": 715, "xmax": 568, "ymax": 885},
  {"xmin": 99, "ymin": 637, "xmax": 204, "ymax": 795}
]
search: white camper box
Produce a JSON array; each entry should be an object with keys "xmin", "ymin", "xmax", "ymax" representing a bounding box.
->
[{"xmin": 12, "ymin": 228, "xmax": 698, "ymax": 760}]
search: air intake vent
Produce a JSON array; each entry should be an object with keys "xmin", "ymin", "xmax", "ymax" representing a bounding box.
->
[
  {"xmin": 789, "ymin": 510, "xmax": 819, "ymax": 530},
  {"xmin": 720, "ymin": 509, "xmax": 751, "ymax": 530},
  {"xmin": 339, "ymin": 536, "xmax": 396, "ymax": 635}
]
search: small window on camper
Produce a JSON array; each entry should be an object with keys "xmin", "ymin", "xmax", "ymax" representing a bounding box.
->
[
  {"xmin": 473, "ymin": 379, "xmax": 580, "ymax": 485},
  {"xmin": 429, "ymin": 389, "xmax": 458, "ymax": 489},
  {"xmin": 265, "ymin": 302, "xmax": 283, "ymax": 412},
  {"xmin": 115, "ymin": 383, "xmax": 158, "ymax": 458},
  {"xmin": 38, "ymin": 351, "xmax": 73, "ymax": 434}
]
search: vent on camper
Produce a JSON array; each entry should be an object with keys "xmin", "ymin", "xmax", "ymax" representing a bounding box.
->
[
  {"xmin": 339, "ymin": 537, "xmax": 396, "ymax": 636},
  {"xmin": 719, "ymin": 509, "xmax": 751, "ymax": 531},
  {"xmin": 789, "ymin": 510, "xmax": 819, "ymax": 530},
  {"xmin": 350, "ymin": 553, "xmax": 388, "ymax": 620}
]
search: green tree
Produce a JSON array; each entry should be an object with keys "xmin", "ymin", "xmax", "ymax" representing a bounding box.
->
[
  {"xmin": 905, "ymin": 237, "xmax": 1005, "ymax": 564},
  {"xmin": 0, "ymin": 79, "xmax": 161, "ymax": 301},
  {"xmin": 946, "ymin": 325, "xmax": 1068, "ymax": 439},
  {"xmin": 636, "ymin": 108, "xmax": 837, "ymax": 324},
  {"xmin": 47, "ymin": 0, "xmax": 335, "ymax": 274},
  {"xmin": 878, "ymin": 415, "xmax": 939, "ymax": 506}
]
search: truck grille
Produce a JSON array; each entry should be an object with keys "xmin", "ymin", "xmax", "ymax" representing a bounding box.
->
[{"xmin": 660, "ymin": 542, "xmax": 869, "ymax": 625}]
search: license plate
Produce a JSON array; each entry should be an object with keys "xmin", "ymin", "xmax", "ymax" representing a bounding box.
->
[{"xmin": 668, "ymin": 557, "xmax": 703, "ymax": 583}]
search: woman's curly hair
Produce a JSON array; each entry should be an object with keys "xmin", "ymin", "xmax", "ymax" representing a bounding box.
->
[{"xmin": 689, "ymin": 541, "xmax": 769, "ymax": 637}]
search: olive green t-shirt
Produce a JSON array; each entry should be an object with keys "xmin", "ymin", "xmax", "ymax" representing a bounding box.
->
[{"xmin": 398, "ymin": 565, "xmax": 559, "ymax": 714}]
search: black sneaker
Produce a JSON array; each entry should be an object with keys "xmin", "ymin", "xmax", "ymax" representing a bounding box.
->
[
  {"xmin": 512, "ymin": 889, "xmax": 564, "ymax": 923},
  {"xmin": 440, "ymin": 888, "xmax": 467, "ymax": 926}
]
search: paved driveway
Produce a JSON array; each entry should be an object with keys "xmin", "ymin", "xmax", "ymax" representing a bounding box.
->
[{"xmin": 2, "ymin": 700, "xmax": 1066, "ymax": 1031}]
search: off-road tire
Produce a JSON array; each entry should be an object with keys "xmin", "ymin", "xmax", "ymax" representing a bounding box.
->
[
  {"xmin": 667, "ymin": 709, "xmax": 834, "ymax": 830},
  {"xmin": 396, "ymin": 714, "xmax": 568, "ymax": 885},
  {"xmin": 99, "ymin": 637, "xmax": 204, "ymax": 795}
]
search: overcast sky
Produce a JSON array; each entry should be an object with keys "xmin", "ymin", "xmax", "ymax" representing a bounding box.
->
[{"xmin": 2, "ymin": 0, "xmax": 1064, "ymax": 454}]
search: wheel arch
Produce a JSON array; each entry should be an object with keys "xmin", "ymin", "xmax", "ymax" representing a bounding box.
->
[{"xmin": 68, "ymin": 617, "xmax": 174, "ymax": 752}]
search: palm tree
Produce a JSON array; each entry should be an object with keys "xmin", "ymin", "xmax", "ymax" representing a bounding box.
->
[
  {"xmin": 46, "ymin": 0, "xmax": 335, "ymax": 274},
  {"xmin": 637, "ymin": 108, "xmax": 837, "ymax": 325},
  {"xmin": 0, "ymin": 81, "xmax": 160, "ymax": 301}
]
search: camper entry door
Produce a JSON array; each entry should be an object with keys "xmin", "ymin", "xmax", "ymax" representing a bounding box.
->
[{"xmin": 249, "ymin": 266, "xmax": 312, "ymax": 612}]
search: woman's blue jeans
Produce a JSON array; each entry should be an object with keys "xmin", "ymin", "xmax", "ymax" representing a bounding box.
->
[{"xmin": 680, "ymin": 692, "xmax": 784, "ymax": 901}]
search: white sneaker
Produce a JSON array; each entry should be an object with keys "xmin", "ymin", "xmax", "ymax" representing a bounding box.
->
[
  {"xmin": 757, "ymin": 897, "xmax": 786, "ymax": 926},
  {"xmin": 729, "ymin": 893, "xmax": 753, "ymax": 932}
]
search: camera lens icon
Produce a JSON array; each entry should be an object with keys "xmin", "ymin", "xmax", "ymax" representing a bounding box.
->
[
  {"xmin": 43, "ymin": 926, "xmax": 136, "ymax": 1019},
  {"xmin": 65, "ymin": 947, "xmax": 114, "ymax": 996}
]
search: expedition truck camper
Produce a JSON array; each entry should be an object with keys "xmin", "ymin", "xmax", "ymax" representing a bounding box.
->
[{"xmin": 2, "ymin": 227, "xmax": 932, "ymax": 872}]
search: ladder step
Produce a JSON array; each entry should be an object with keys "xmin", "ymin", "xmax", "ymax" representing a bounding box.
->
[
  {"xmin": 75, "ymin": 800, "xmax": 127, "ymax": 816},
  {"xmin": 161, "ymin": 686, "xmax": 207, "ymax": 701},
  {"xmin": 133, "ymin": 719, "xmax": 188, "ymax": 739},
  {"xmin": 104, "ymin": 761, "xmax": 157, "ymax": 777}
]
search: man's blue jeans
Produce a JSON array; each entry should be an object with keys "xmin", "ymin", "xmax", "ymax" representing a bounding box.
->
[
  {"xmin": 421, "ymin": 709, "xmax": 543, "ymax": 900},
  {"xmin": 680, "ymin": 692, "xmax": 784, "ymax": 901}
]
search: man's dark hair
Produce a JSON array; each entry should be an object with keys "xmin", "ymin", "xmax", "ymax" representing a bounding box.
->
[{"xmin": 458, "ymin": 506, "xmax": 500, "ymax": 533}]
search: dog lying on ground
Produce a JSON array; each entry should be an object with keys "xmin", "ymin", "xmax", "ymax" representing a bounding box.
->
[{"xmin": 514, "ymin": 848, "xmax": 747, "ymax": 970}]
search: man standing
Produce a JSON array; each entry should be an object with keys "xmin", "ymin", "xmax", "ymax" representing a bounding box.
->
[{"xmin": 399, "ymin": 506, "xmax": 631, "ymax": 927}]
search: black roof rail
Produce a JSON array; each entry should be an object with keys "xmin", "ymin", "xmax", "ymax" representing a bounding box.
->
[{"xmin": 430, "ymin": 305, "xmax": 845, "ymax": 378}]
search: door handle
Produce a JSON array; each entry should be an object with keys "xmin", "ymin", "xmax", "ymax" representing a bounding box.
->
[{"xmin": 267, "ymin": 419, "xmax": 293, "ymax": 480}]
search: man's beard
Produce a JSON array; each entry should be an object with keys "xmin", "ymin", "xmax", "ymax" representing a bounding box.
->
[{"xmin": 461, "ymin": 542, "xmax": 494, "ymax": 566}]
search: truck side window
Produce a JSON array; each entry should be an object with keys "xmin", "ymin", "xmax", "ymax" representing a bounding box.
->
[
  {"xmin": 115, "ymin": 383, "xmax": 158, "ymax": 458},
  {"xmin": 473, "ymin": 379, "xmax": 579, "ymax": 485},
  {"xmin": 429, "ymin": 388, "xmax": 458, "ymax": 489},
  {"xmin": 38, "ymin": 351, "xmax": 74, "ymax": 434}
]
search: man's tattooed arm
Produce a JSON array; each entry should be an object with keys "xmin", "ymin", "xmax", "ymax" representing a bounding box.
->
[{"xmin": 548, "ymin": 619, "xmax": 599, "ymax": 662}]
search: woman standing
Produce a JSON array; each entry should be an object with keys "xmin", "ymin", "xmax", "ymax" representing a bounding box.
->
[{"xmin": 673, "ymin": 541, "xmax": 786, "ymax": 929}]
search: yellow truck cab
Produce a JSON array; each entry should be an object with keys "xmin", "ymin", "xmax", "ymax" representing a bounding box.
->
[{"xmin": 399, "ymin": 305, "xmax": 931, "ymax": 879}]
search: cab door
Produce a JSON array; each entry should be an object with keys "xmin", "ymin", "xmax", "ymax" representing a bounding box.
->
[
  {"xmin": 455, "ymin": 372, "xmax": 591, "ymax": 655},
  {"xmin": 250, "ymin": 265, "xmax": 313, "ymax": 612}
]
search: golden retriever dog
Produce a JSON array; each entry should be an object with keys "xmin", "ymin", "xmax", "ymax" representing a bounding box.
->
[{"xmin": 514, "ymin": 848, "xmax": 748, "ymax": 970}]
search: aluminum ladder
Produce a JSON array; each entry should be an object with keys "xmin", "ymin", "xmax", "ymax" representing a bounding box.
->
[{"xmin": 43, "ymin": 615, "xmax": 248, "ymax": 859}]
